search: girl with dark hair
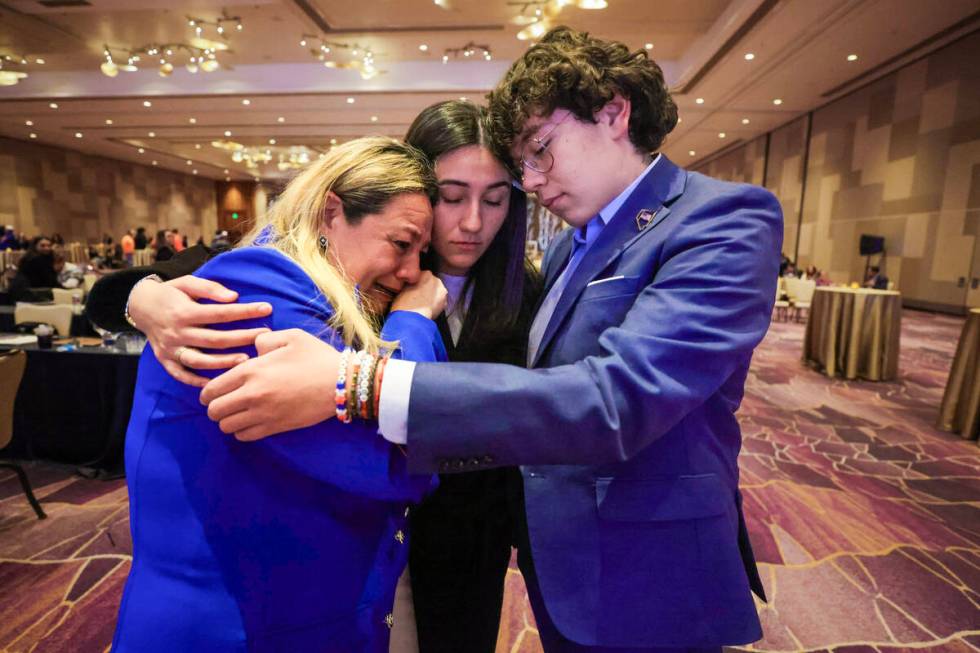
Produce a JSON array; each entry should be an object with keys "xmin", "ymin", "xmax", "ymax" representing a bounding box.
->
[
  {"xmin": 87, "ymin": 100, "xmax": 541, "ymax": 652},
  {"xmin": 402, "ymin": 100, "xmax": 541, "ymax": 652}
]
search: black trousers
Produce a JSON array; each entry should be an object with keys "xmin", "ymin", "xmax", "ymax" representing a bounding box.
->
[{"xmin": 409, "ymin": 467, "xmax": 522, "ymax": 653}]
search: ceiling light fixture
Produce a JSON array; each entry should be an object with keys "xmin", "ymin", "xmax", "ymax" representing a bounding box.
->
[
  {"xmin": 49, "ymin": 103, "xmax": 58, "ymax": 109},
  {"xmin": 443, "ymin": 41, "xmax": 493, "ymax": 62},
  {"xmin": 718, "ymin": 132, "xmax": 726, "ymax": 138},
  {"xmin": 152, "ymin": 160, "xmax": 158, "ymax": 165},
  {"xmin": 148, "ymin": 131, "xmax": 156, "ymax": 137},
  {"xmin": 689, "ymin": 150, "xmax": 696, "ymax": 156},
  {"xmin": 744, "ymin": 53, "xmax": 755, "ymax": 61},
  {"xmin": 277, "ymin": 116, "xmax": 285, "ymax": 123},
  {"xmin": 75, "ymin": 132, "xmax": 83, "ymax": 138},
  {"xmin": 847, "ymin": 54, "xmax": 858, "ymax": 61},
  {"xmin": 773, "ymin": 98, "xmax": 783, "ymax": 105},
  {"xmin": 29, "ymin": 133, "xmax": 37, "ymax": 139},
  {"xmin": 300, "ymin": 33, "xmax": 382, "ymax": 80},
  {"xmin": 742, "ymin": 118, "xmax": 750, "ymax": 124},
  {"xmin": 695, "ymin": 98, "xmax": 704, "ymax": 104},
  {"xmin": 242, "ymin": 99, "xmax": 251, "ymax": 106},
  {"xmin": 224, "ymin": 130, "xmax": 232, "ymax": 137},
  {"xmin": 347, "ymin": 97, "xmax": 355, "ymax": 104},
  {"xmin": 143, "ymin": 100, "xmax": 152, "ymax": 107},
  {"xmin": 105, "ymin": 119, "xmax": 113, "ymax": 125},
  {"xmin": 371, "ymin": 116, "xmax": 378, "ymax": 122},
  {"xmin": 189, "ymin": 117, "xmax": 197, "ymax": 124},
  {"xmin": 25, "ymin": 120, "xmax": 33, "ymax": 126},
  {"xmin": 645, "ymin": 43, "xmax": 653, "ymax": 50},
  {"xmin": 419, "ymin": 44, "xmax": 429, "ymax": 52},
  {"xmin": 269, "ymin": 138, "xmax": 276, "ymax": 144},
  {"xmin": 138, "ymin": 147, "xmax": 145, "ymax": 153}
]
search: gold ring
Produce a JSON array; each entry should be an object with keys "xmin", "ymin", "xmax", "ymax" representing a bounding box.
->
[{"xmin": 175, "ymin": 346, "xmax": 190, "ymax": 366}]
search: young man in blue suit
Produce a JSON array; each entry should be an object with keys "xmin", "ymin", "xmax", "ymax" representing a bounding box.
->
[{"xmin": 197, "ymin": 26, "xmax": 782, "ymax": 652}]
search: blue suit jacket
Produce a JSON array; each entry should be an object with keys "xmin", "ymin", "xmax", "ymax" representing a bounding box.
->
[
  {"xmin": 112, "ymin": 246, "xmax": 446, "ymax": 653},
  {"xmin": 405, "ymin": 157, "xmax": 782, "ymax": 648}
]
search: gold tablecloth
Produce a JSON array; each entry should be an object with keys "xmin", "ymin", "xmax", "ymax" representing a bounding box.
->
[
  {"xmin": 802, "ymin": 287, "xmax": 902, "ymax": 381},
  {"xmin": 938, "ymin": 308, "xmax": 980, "ymax": 443}
]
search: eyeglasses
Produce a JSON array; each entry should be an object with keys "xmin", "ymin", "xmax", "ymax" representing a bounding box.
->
[{"xmin": 519, "ymin": 111, "xmax": 572, "ymax": 177}]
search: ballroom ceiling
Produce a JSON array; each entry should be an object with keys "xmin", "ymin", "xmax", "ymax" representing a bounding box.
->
[{"xmin": 0, "ymin": 0, "xmax": 977, "ymax": 181}]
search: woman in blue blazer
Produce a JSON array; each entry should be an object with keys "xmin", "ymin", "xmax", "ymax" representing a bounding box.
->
[{"xmin": 111, "ymin": 137, "xmax": 448, "ymax": 653}]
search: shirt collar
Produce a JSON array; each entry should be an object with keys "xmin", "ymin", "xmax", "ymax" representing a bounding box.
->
[{"xmin": 575, "ymin": 153, "xmax": 662, "ymax": 249}]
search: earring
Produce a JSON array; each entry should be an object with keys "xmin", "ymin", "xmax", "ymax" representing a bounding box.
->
[{"xmin": 318, "ymin": 234, "xmax": 328, "ymax": 250}]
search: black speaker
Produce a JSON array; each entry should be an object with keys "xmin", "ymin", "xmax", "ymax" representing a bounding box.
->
[{"xmin": 859, "ymin": 234, "xmax": 885, "ymax": 256}]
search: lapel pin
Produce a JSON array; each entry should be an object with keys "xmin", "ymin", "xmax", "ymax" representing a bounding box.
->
[{"xmin": 635, "ymin": 208, "xmax": 657, "ymax": 231}]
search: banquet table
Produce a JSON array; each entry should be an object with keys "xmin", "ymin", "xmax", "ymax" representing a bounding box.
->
[
  {"xmin": 0, "ymin": 337, "xmax": 141, "ymax": 474},
  {"xmin": 802, "ymin": 286, "xmax": 902, "ymax": 381},
  {"xmin": 938, "ymin": 308, "xmax": 980, "ymax": 444}
]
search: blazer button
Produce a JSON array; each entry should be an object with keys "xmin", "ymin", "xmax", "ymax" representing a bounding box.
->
[
  {"xmin": 404, "ymin": 506, "xmax": 410, "ymax": 518},
  {"xmin": 394, "ymin": 530, "xmax": 405, "ymax": 544},
  {"xmin": 384, "ymin": 613, "xmax": 394, "ymax": 629}
]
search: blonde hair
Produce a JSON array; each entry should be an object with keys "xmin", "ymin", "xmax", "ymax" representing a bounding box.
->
[{"xmin": 241, "ymin": 137, "xmax": 437, "ymax": 354}]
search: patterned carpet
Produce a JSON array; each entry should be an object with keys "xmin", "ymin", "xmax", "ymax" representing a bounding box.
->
[{"xmin": 1, "ymin": 309, "xmax": 977, "ymax": 653}]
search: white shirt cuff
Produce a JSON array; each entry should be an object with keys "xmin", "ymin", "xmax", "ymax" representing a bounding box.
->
[{"xmin": 377, "ymin": 359, "xmax": 416, "ymax": 445}]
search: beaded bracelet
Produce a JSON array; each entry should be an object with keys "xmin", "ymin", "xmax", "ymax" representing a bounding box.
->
[
  {"xmin": 335, "ymin": 348, "xmax": 352, "ymax": 423},
  {"xmin": 373, "ymin": 354, "xmax": 389, "ymax": 420},
  {"xmin": 347, "ymin": 352, "xmax": 361, "ymax": 419},
  {"xmin": 356, "ymin": 350, "xmax": 375, "ymax": 420}
]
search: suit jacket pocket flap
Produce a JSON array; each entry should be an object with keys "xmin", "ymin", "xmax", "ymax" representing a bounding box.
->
[
  {"xmin": 579, "ymin": 275, "xmax": 641, "ymax": 302},
  {"xmin": 595, "ymin": 474, "xmax": 729, "ymax": 522}
]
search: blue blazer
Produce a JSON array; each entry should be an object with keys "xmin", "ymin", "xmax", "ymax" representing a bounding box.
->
[
  {"xmin": 404, "ymin": 157, "xmax": 782, "ymax": 648},
  {"xmin": 112, "ymin": 246, "xmax": 446, "ymax": 653}
]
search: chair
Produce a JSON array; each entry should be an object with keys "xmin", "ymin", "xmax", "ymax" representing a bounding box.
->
[
  {"xmin": 51, "ymin": 287, "xmax": 84, "ymax": 305},
  {"xmin": 787, "ymin": 279, "xmax": 816, "ymax": 322},
  {"xmin": 773, "ymin": 278, "xmax": 790, "ymax": 322},
  {"xmin": 15, "ymin": 302, "xmax": 73, "ymax": 337},
  {"xmin": 83, "ymin": 273, "xmax": 99, "ymax": 295},
  {"xmin": 0, "ymin": 349, "xmax": 45, "ymax": 519}
]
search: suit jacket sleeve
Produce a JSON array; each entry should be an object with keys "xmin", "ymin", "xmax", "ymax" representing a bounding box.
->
[
  {"xmin": 405, "ymin": 184, "xmax": 782, "ymax": 472},
  {"xmin": 193, "ymin": 246, "xmax": 444, "ymax": 502},
  {"xmin": 85, "ymin": 244, "xmax": 214, "ymax": 333}
]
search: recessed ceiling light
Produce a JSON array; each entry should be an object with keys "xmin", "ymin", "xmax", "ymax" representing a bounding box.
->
[
  {"xmin": 371, "ymin": 116, "xmax": 378, "ymax": 122},
  {"xmin": 695, "ymin": 98, "xmax": 705, "ymax": 104},
  {"xmin": 269, "ymin": 138, "xmax": 276, "ymax": 144},
  {"xmin": 773, "ymin": 98, "xmax": 783, "ymax": 105},
  {"xmin": 189, "ymin": 117, "xmax": 197, "ymax": 124},
  {"xmin": 330, "ymin": 138, "xmax": 337, "ymax": 145},
  {"xmin": 138, "ymin": 147, "xmax": 145, "ymax": 153},
  {"xmin": 29, "ymin": 133, "xmax": 37, "ymax": 139},
  {"xmin": 148, "ymin": 131, "xmax": 156, "ymax": 137},
  {"xmin": 192, "ymin": 169, "xmax": 198, "ymax": 175},
  {"xmin": 143, "ymin": 100, "xmax": 152, "ymax": 107},
  {"xmin": 277, "ymin": 116, "xmax": 285, "ymax": 123},
  {"xmin": 35, "ymin": 58, "xmax": 45, "ymax": 64},
  {"xmin": 645, "ymin": 43, "xmax": 653, "ymax": 50},
  {"xmin": 242, "ymin": 99, "xmax": 251, "ymax": 106},
  {"xmin": 186, "ymin": 160, "xmax": 192, "ymax": 165},
  {"xmin": 677, "ymin": 117, "xmax": 682, "ymax": 123},
  {"xmin": 152, "ymin": 160, "xmax": 158, "ymax": 165},
  {"xmin": 223, "ymin": 169, "xmax": 229, "ymax": 174},
  {"xmin": 49, "ymin": 103, "xmax": 58, "ymax": 109},
  {"xmin": 742, "ymin": 118, "xmax": 750, "ymax": 125},
  {"xmin": 225, "ymin": 177, "xmax": 231, "ymax": 182},
  {"xmin": 847, "ymin": 54, "xmax": 858, "ymax": 62},
  {"xmin": 744, "ymin": 53, "xmax": 755, "ymax": 61},
  {"xmin": 105, "ymin": 119, "xmax": 113, "ymax": 125},
  {"xmin": 195, "ymin": 144, "xmax": 202, "ymax": 149},
  {"xmin": 419, "ymin": 44, "xmax": 429, "ymax": 52},
  {"xmin": 689, "ymin": 150, "xmax": 696, "ymax": 156},
  {"xmin": 254, "ymin": 176, "xmax": 260, "ymax": 182},
  {"xmin": 25, "ymin": 120, "xmax": 33, "ymax": 126},
  {"xmin": 224, "ymin": 130, "xmax": 232, "ymax": 137},
  {"xmin": 459, "ymin": 96, "xmax": 467, "ymax": 101},
  {"xmin": 346, "ymin": 97, "xmax": 355, "ymax": 104},
  {"xmin": 718, "ymin": 132, "xmax": 726, "ymax": 138},
  {"xmin": 75, "ymin": 132, "xmax": 83, "ymax": 138}
]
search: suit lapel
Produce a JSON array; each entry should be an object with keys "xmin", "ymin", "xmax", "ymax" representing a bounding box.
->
[{"xmin": 531, "ymin": 156, "xmax": 687, "ymax": 368}]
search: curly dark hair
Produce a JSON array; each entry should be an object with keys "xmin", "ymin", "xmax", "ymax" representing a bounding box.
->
[{"xmin": 487, "ymin": 26, "xmax": 678, "ymax": 169}]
